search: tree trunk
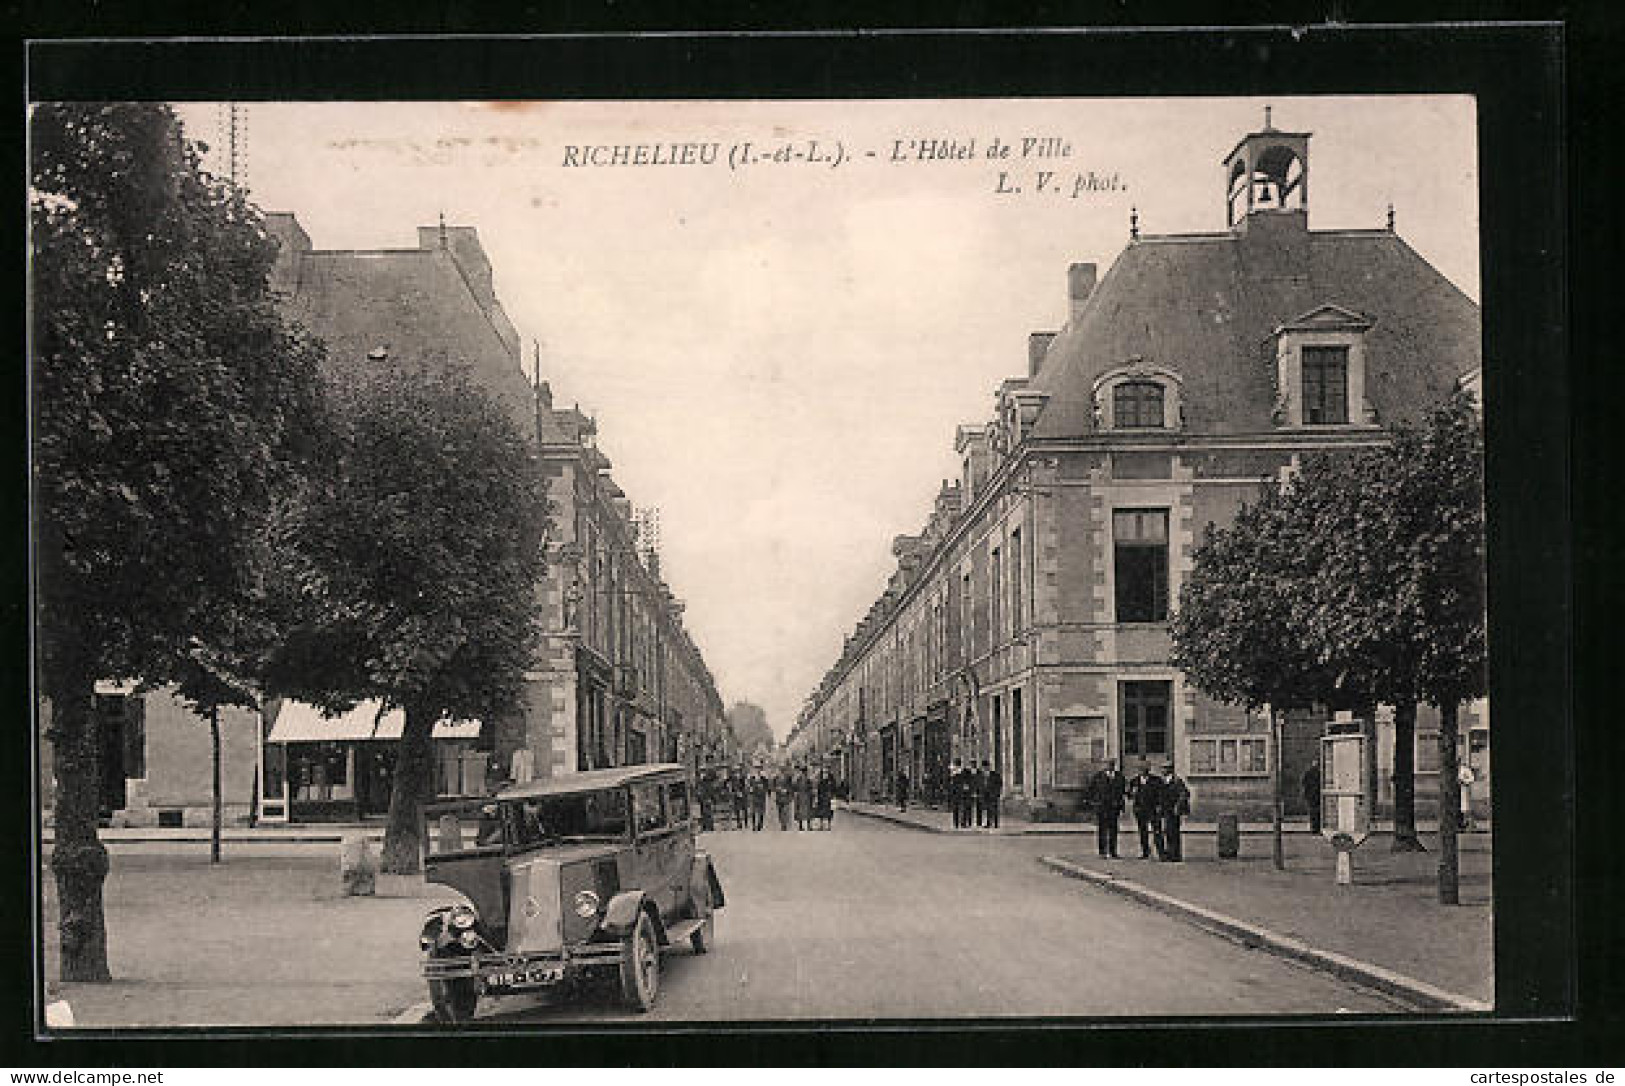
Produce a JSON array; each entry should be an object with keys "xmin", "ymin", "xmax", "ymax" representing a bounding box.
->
[
  {"xmin": 1437, "ymin": 699, "xmax": 1461, "ymax": 904},
  {"xmin": 381, "ymin": 703, "xmax": 436, "ymax": 874},
  {"xmin": 46, "ymin": 660, "xmax": 112, "ymax": 982},
  {"xmin": 210, "ymin": 706, "xmax": 222, "ymax": 865},
  {"xmin": 1271, "ymin": 708, "xmax": 1285, "ymax": 871},
  {"xmin": 1391, "ymin": 700, "xmax": 1426, "ymax": 852}
]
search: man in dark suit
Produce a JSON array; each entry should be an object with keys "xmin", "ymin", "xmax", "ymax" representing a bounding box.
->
[
  {"xmin": 1302, "ymin": 759, "xmax": 1323, "ymax": 835},
  {"xmin": 971, "ymin": 760, "xmax": 990, "ymax": 827},
  {"xmin": 1126, "ymin": 764, "xmax": 1164, "ymax": 858},
  {"xmin": 1088, "ymin": 760, "xmax": 1128, "ymax": 858},
  {"xmin": 981, "ymin": 760, "xmax": 1003, "ymax": 828},
  {"xmin": 1159, "ymin": 762, "xmax": 1192, "ymax": 862},
  {"xmin": 949, "ymin": 758, "xmax": 969, "ymax": 827}
]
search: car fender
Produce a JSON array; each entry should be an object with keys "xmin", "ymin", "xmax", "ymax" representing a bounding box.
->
[
  {"xmin": 691, "ymin": 852, "xmax": 725, "ymax": 909},
  {"xmin": 600, "ymin": 890, "xmax": 668, "ymax": 944}
]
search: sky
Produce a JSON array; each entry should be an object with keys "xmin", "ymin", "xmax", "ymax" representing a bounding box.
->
[{"xmin": 174, "ymin": 96, "xmax": 1478, "ymax": 740}]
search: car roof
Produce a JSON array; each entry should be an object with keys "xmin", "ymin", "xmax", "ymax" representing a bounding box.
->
[{"xmin": 495, "ymin": 763, "xmax": 688, "ymax": 800}]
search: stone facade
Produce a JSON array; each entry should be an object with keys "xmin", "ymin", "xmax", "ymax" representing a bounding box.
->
[{"xmin": 788, "ymin": 119, "xmax": 1485, "ymax": 822}]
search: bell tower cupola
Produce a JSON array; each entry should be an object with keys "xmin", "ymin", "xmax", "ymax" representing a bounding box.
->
[{"xmin": 1223, "ymin": 106, "xmax": 1311, "ymax": 229}]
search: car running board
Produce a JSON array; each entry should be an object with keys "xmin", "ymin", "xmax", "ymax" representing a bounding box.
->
[{"xmin": 663, "ymin": 918, "xmax": 703, "ymax": 947}]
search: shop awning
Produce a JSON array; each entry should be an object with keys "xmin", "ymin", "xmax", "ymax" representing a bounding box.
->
[{"xmin": 266, "ymin": 699, "xmax": 481, "ymax": 743}]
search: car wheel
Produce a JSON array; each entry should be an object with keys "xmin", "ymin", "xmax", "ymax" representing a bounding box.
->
[
  {"xmin": 618, "ymin": 909, "xmax": 660, "ymax": 1012},
  {"xmin": 690, "ymin": 879, "xmax": 714, "ymax": 954},
  {"xmin": 428, "ymin": 978, "xmax": 478, "ymax": 1024}
]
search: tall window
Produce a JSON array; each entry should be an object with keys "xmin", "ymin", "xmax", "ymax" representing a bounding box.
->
[
  {"xmin": 1113, "ymin": 509, "xmax": 1169, "ymax": 622},
  {"xmin": 1302, "ymin": 346, "xmax": 1349, "ymax": 424},
  {"xmin": 990, "ymin": 547, "xmax": 1003, "ymax": 646},
  {"xmin": 961, "ymin": 572, "xmax": 973, "ymax": 663},
  {"xmin": 1122, "ymin": 681, "xmax": 1172, "ymax": 759},
  {"xmin": 1009, "ymin": 528, "xmax": 1023, "ymax": 634},
  {"xmin": 1113, "ymin": 380, "xmax": 1165, "ymax": 428},
  {"xmin": 1011, "ymin": 687, "xmax": 1024, "ymax": 789}
]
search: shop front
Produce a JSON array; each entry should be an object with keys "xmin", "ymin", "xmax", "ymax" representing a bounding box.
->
[{"xmin": 258, "ymin": 699, "xmax": 485, "ymax": 824}]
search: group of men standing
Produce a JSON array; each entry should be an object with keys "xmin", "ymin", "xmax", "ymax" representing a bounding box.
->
[
  {"xmin": 701, "ymin": 764, "xmax": 837, "ymax": 832},
  {"xmin": 1088, "ymin": 760, "xmax": 1191, "ymax": 862},
  {"xmin": 944, "ymin": 758, "xmax": 1003, "ymax": 829}
]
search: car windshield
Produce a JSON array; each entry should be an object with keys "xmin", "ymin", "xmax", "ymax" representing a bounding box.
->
[{"xmin": 511, "ymin": 789, "xmax": 630, "ymax": 847}]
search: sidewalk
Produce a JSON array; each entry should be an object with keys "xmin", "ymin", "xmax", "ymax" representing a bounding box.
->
[
  {"xmin": 844, "ymin": 800, "xmax": 1492, "ymax": 1010},
  {"xmin": 1042, "ymin": 832, "xmax": 1493, "ymax": 1009},
  {"xmin": 845, "ymin": 799, "xmax": 1359, "ymax": 836},
  {"xmin": 41, "ymin": 823, "xmax": 389, "ymax": 845},
  {"xmin": 39, "ymin": 847, "xmax": 438, "ymax": 1028}
]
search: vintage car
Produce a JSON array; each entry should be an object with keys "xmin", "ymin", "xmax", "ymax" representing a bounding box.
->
[{"xmin": 417, "ymin": 763, "xmax": 724, "ymax": 1021}]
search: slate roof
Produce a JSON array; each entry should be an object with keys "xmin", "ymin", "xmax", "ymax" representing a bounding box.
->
[
  {"xmin": 270, "ymin": 220, "xmax": 537, "ymax": 431},
  {"xmin": 1029, "ymin": 213, "xmax": 1481, "ymax": 438}
]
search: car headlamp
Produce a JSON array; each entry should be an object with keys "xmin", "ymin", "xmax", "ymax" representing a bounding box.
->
[
  {"xmin": 450, "ymin": 905, "xmax": 477, "ymax": 930},
  {"xmin": 572, "ymin": 890, "xmax": 601, "ymax": 919},
  {"xmin": 458, "ymin": 929, "xmax": 481, "ymax": 949}
]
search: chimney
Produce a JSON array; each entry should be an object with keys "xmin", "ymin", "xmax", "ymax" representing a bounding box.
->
[
  {"xmin": 1067, "ymin": 263, "xmax": 1097, "ymax": 321},
  {"xmin": 1028, "ymin": 332, "xmax": 1056, "ymax": 378}
]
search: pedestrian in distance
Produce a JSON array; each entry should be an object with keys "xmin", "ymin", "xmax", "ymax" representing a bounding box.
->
[
  {"xmin": 1158, "ymin": 762, "xmax": 1191, "ymax": 862},
  {"xmin": 981, "ymin": 759, "xmax": 1003, "ymax": 829},
  {"xmin": 1088, "ymin": 760, "xmax": 1127, "ymax": 858},
  {"xmin": 698, "ymin": 765, "xmax": 717, "ymax": 832},
  {"xmin": 1126, "ymin": 763, "xmax": 1165, "ymax": 858},
  {"xmin": 972, "ymin": 760, "xmax": 991, "ymax": 827},
  {"xmin": 1456, "ymin": 763, "xmax": 1476, "ymax": 832},
  {"xmin": 793, "ymin": 765, "xmax": 813, "ymax": 830},
  {"xmin": 1302, "ymin": 759, "xmax": 1323, "ymax": 835},
  {"xmin": 774, "ymin": 767, "xmax": 794, "ymax": 830},
  {"xmin": 729, "ymin": 770, "xmax": 750, "ymax": 831},
  {"xmin": 815, "ymin": 767, "xmax": 835, "ymax": 829},
  {"xmin": 896, "ymin": 768, "xmax": 911, "ymax": 813},
  {"xmin": 748, "ymin": 771, "xmax": 768, "ymax": 831},
  {"xmin": 949, "ymin": 758, "xmax": 970, "ymax": 828}
]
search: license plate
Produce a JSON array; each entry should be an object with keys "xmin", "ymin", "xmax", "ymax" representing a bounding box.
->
[{"xmin": 488, "ymin": 966, "xmax": 564, "ymax": 989}]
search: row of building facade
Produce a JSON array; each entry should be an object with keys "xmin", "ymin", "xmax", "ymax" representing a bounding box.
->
[
  {"xmin": 41, "ymin": 211, "xmax": 726, "ymax": 826},
  {"xmin": 785, "ymin": 118, "xmax": 1489, "ymax": 821}
]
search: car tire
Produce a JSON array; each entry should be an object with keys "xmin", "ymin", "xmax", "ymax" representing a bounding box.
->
[
  {"xmin": 428, "ymin": 977, "xmax": 478, "ymax": 1024},
  {"xmin": 690, "ymin": 879, "xmax": 714, "ymax": 955},
  {"xmin": 618, "ymin": 909, "xmax": 660, "ymax": 1012}
]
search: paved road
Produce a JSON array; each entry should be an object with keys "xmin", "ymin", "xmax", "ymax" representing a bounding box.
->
[{"xmin": 471, "ymin": 812, "xmax": 1407, "ymax": 1022}]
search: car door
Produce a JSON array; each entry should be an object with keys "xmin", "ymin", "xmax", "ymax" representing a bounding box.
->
[
  {"xmin": 662, "ymin": 779, "xmax": 697, "ymax": 914},
  {"xmin": 629, "ymin": 780, "xmax": 675, "ymax": 916}
]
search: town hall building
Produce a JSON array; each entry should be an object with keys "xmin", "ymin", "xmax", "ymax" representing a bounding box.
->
[{"xmin": 789, "ymin": 115, "xmax": 1487, "ymax": 821}]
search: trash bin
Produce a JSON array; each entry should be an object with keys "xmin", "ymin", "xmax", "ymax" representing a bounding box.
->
[{"xmin": 1216, "ymin": 812, "xmax": 1241, "ymax": 859}]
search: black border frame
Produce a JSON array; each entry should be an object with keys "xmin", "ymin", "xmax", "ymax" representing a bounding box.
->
[{"xmin": 8, "ymin": 19, "xmax": 1595, "ymax": 1068}]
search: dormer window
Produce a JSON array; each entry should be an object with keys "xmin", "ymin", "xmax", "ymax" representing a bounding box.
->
[
  {"xmin": 1093, "ymin": 361, "xmax": 1184, "ymax": 431},
  {"xmin": 1271, "ymin": 305, "xmax": 1375, "ymax": 429},
  {"xmin": 1301, "ymin": 346, "xmax": 1349, "ymax": 425},
  {"xmin": 1113, "ymin": 381, "xmax": 1166, "ymax": 428}
]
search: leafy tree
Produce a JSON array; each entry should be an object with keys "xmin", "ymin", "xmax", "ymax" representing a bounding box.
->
[
  {"xmin": 31, "ymin": 103, "xmax": 325, "ymax": 980},
  {"xmin": 726, "ymin": 701, "xmax": 775, "ymax": 756},
  {"xmin": 1172, "ymin": 489, "xmax": 1340, "ymax": 867},
  {"xmin": 1311, "ymin": 393, "xmax": 1485, "ymax": 885},
  {"xmin": 266, "ymin": 357, "xmax": 548, "ymax": 874},
  {"xmin": 1294, "ymin": 392, "xmax": 1486, "ymax": 857},
  {"xmin": 1176, "ymin": 390, "xmax": 1486, "ymax": 881}
]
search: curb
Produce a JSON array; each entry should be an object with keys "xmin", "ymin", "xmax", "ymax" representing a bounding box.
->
[
  {"xmin": 1038, "ymin": 855, "xmax": 1491, "ymax": 1014},
  {"xmin": 841, "ymin": 804, "xmax": 1091, "ymax": 836}
]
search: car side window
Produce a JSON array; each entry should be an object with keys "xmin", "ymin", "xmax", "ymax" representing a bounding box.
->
[
  {"xmin": 667, "ymin": 780, "xmax": 691, "ymax": 825},
  {"xmin": 632, "ymin": 782, "xmax": 667, "ymax": 836}
]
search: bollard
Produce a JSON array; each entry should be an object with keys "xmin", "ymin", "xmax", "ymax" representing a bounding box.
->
[
  {"xmin": 1216, "ymin": 812, "xmax": 1241, "ymax": 859},
  {"xmin": 339, "ymin": 831, "xmax": 378, "ymax": 896}
]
